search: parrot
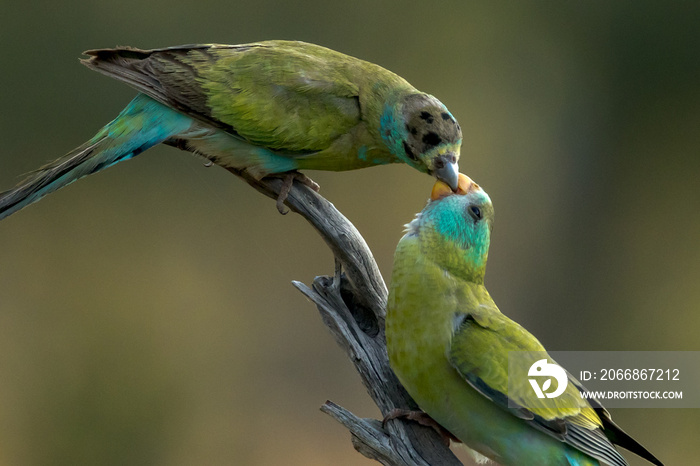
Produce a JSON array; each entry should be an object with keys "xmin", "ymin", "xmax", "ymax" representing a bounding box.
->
[
  {"xmin": 0, "ymin": 40, "xmax": 462, "ymax": 219},
  {"xmin": 385, "ymin": 174, "xmax": 664, "ymax": 466}
]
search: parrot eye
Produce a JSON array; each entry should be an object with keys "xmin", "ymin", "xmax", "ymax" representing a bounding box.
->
[{"xmin": 468, "ymin": 205, "xmax": 482, "ymax": 221}]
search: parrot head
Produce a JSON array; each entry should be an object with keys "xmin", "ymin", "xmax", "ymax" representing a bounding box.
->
[
  {"xmin": 404, "ymin": 173, "xmax": 493, "ymax": 283},
  {"xmin": 391, "ymin": 93, "xmax": 461, "ymax": 190}
]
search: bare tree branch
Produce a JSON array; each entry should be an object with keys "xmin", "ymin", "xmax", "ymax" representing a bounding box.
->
[{"xmin": 225, "ymin": 168, "xmax": 462, "ymax": 465}]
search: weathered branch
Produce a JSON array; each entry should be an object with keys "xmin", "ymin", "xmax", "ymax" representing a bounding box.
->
[{"xmin": 226, "ymin": 168, "xmax": 461, "ymax": 465}]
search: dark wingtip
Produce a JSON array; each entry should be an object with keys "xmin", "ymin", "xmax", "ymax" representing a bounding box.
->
[
  {"xmin": 82, "ymin": 44, "xmax": 220, "ymax": 59},
  {"xmin": 81, "ymin": 46, "xmax": 153, "ymax": 62},
  {"xmin": 600, "ymin": 413, "xmax": 664, "ymax": 466}
]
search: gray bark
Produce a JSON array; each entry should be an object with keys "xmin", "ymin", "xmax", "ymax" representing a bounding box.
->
[{"xmin": 226, "ymin": 168, "xmax": 462, "ymax": 465}]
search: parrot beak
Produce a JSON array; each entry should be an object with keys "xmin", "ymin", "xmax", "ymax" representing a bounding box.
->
[
  {"xmin": 431, "ymin": 154, "xmax": 460, "ymax": 192},
  {"xmin": 431, "ymin": 173, "xmax": 478, "ymax": 201}
]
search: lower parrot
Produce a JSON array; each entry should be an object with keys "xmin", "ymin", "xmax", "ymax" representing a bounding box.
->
[
  {"xmin": 385, "ymin": 174, "xmax": 663, "ymax": 466},
  {"xmin": 0, "ymin": 40, "xmax": 461, "ymax": 219}
]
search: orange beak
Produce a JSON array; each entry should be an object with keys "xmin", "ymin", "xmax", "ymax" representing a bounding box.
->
[{"xmin": 430, "ymin": 173, "xmax": 478, "ymax": 201}]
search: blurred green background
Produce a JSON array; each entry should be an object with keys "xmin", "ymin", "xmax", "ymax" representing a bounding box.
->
[{"xmin": 0, "ymin": 1, "xmax": 697, "ymax": 465}]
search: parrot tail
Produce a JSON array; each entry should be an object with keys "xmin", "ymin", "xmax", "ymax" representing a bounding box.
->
[
  {"xmin": 600, "ymin": 415, "xmax": 664, "ymax": 466},
  {"xmin": 0, "ymin": 94, "xmax": 193, "ymax": 220}
]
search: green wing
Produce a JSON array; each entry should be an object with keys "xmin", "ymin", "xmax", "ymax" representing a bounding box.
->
[
  {"xmin": 448, "ymin": 307, "xmax": 630, "ymax": 466},
  {"xmin": 81, "ymin": 41, "xmax": 365, "ymax": 153}
]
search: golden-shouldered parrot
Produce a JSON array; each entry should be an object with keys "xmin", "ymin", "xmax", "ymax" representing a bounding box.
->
[
  {"xmin": 386, "ymin": 174, "xmax": 663, "ymax": 466},
  {"xmin": 0, "ymin": 40, "xmax": 461, "ymax": 218}
]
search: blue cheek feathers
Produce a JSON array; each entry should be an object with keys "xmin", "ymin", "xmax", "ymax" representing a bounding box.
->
[
  {"xmin": 432, "ymin": 199, "xmax": 489, "ymax": 270},
  {"xmin": 380, "ymin": 105, "xmax": 405, "ymax": 158}
]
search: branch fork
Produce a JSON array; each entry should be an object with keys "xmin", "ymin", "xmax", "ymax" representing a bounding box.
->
[{"xmin": 226, "ymin": 168, "xmax": 461, "ymax": 465}]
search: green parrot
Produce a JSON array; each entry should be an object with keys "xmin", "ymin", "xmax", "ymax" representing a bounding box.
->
[
  {"xmin": 0, "ymin": 40, "xmax": 461, "ymax": 219},
  {"xmin": 385, "ymin": 174, "xmax": 663, "ymax": 466}
]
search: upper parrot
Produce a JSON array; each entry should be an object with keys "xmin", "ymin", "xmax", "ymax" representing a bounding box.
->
[
  {"xmin": 385, "ymin": 174, "xmax": 663, "ymax": 466},
  {"xmin": 0, "ymin": 40, "xmax": 461, "ymax": 219}
]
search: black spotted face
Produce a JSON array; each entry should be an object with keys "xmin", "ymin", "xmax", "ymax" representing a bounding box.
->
[{"xmin": 401, "ymin": 94, "xmax": 462, "ymax": 168}]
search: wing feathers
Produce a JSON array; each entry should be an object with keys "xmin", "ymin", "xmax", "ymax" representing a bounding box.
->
[
  {"xmin": 81, "ymin": 42, "xmax": 363, "ymax": 153},
  {"xmin": 448, "ymin": 312, "xmax": 637, "ymax": 466}
]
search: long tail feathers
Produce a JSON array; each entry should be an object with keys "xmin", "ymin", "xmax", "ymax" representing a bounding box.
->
[
  {"xmin": 0, "ymin": 94, "xmax": 193, "ymax": 220},
  {"xmin": 0, "ymin": 136, "xmax": 116, "ymax": 220},
  {"xmin": 601, "ymin": 416, "xmax": 664, "ymax": 466}
]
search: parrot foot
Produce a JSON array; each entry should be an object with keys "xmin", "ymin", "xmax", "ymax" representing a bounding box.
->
[
  {"xmin": 273, "ymin": 171, "xmax": 320, "ymax": 215},
  {"xmin": 382, "ymin": 408, "xmax": 460, "ymax": 447}
]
